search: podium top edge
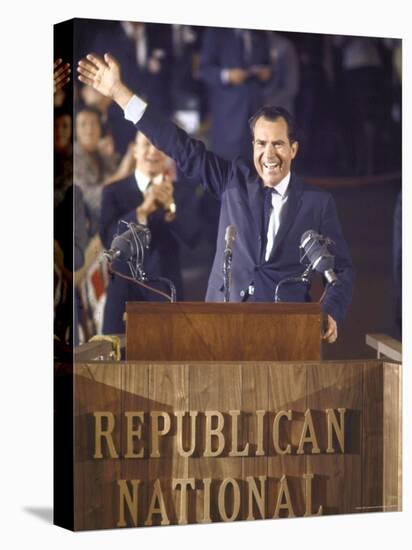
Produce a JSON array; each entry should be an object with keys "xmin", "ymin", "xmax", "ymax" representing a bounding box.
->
[{"xmin": 125, "ymin": 302, "xmax": 322, "ymax": 314}]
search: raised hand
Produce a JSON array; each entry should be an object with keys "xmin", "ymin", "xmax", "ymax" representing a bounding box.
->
[
  {"xmin": 77, "ymin": 53, "xmax": 133, "ymax": 108},
  {"xmin": 54, "ymin": 59, "xmax": 71, "ymax": 94}
]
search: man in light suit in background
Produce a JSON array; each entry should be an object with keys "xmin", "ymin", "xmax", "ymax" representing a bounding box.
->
[{"xmin": 78, "ymin": 52, "xmax": 354, "ymax": 343}]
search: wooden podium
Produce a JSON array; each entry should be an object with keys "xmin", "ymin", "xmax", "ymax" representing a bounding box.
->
[
  {"xmin": 125, "ymin": 302, "xmax": 322, "ymax": 361},
  {"xmin": 54, "ymin": 302, "xmax": 402, "ymax": 530}
]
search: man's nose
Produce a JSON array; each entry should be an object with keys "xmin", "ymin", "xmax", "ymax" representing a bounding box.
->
[{"xmin": 265, "ymin": 143, "xmax": 277, "ymax": 155}]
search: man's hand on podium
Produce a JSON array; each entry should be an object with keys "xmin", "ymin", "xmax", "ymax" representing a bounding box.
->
[{"xmin": 323, "ymin": 314, "xmax": 338, "ymax": 344}]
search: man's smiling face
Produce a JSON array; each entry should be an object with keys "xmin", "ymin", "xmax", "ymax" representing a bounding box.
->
[
  {"xmin": 134, "ymin": 132, "xmax": 168, "ymax": 178},
  {"xmin": 252, "ymin": 116, "xmax": 298, "ymax": 187}
]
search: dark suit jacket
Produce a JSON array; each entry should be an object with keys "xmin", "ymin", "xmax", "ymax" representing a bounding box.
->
[
  {"xmin": 136, "ymin": 107, "xmax": 354, "ymax": 324},
  {"xmin": 99, "ymin": 175, "xmax": 199, "ymax": 333}
]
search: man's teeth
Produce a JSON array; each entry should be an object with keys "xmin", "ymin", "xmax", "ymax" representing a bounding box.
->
[{"xmin": 264, "ymin": 162, "xmax": 279, "ymax": 168}]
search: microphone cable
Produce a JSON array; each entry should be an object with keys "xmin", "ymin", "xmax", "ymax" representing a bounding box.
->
[{"xmin": 107, "ymin": 264, "xmax": 176, "ymax": 302}]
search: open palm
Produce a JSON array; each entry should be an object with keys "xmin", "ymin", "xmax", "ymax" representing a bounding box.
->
[{"xmin": 78, "ymin": 53, "xmax": 121, "ymax": 98}]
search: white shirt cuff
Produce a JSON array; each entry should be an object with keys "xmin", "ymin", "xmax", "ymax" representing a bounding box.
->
[
  {"xmin": 124, "ymin": 95, "xmax": 148, "ymax": 124},
  {"xmin": 221, "ymin": 69, "xmax": 230, "ymax": 84}
]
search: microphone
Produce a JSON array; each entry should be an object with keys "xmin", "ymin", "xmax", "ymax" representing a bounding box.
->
[
  {"xmin": 299, "ymin": 229, "xmax": 337, "ymax": 286},
  {"xmin": 224, "ymin": 225, "xmax": 237, "ymax": 257},
  {"xmin": 223, "ymin": 225, "xmax": 237, "ymax": 302},
  {"xmin": 104, "ymin": 223, "xmax": 151, "ymax": 264}
]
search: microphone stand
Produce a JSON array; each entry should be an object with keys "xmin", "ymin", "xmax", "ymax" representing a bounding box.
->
[
  {"xmin": 105, "ymin": 221, "xmax": 177, "ymax": 302},
  {"xmin": 149, "ymin": 277, "xmax": 177, "ymax": 303},
  {"xmin": 274, "ymin": 264, "xmax": 313, "ymax": 303},
  {"xmin": 127, "ymin": 262, "xmax": 177, "ymax": 303},
  {"xmin": 223, "ymin": 247, "xmax": 233, "ymax": 303}
]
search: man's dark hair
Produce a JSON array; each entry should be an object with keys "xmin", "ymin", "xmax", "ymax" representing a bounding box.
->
[
  {"xmin": 75, "ymin": 104, "xmax": 102, "ymax": 121},
  {"xmin": 249, "ymin": 106, "xmax": 298, "ymax": 143}
]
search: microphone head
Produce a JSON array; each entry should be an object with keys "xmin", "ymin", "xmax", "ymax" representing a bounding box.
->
[
  {"xmin": 108, "ymin": 223, "xmax": 152, "ymax": 263},
  {"xmin": 103, "ymin": 249, "xmax": 121, "ymax": 262},
  {"xmin": 225, "ymin": 224, "xmax": 237, "ymax": 243},
  {"xmin": 300, "ymin": 229, "xmax": 335, "ymax": 275},
  {"xmin": 110, "ymin": 232, "xmax": 135, "ymax": 261},
  {"xmin": 300, "ymin": 229, "xmax": 320, "ymax": 248}
]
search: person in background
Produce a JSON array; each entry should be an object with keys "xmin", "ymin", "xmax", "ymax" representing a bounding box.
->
[
  {"xmin": 199, "ymin": 27, "xmax": 274, "ymax": 161},
  {"xmin": 74, "ymin": 105, "xmax": 119, "ymax": 234},
  {"xmin": 334, "ymin": 36, "xmax": 387, "ymax": 176},
  {"xmin": 263, "ymin": 32, "xmax": 300, "ymax": 116},
  {"xmin": 54, "ymin": 60, "xmax": 88, "ymax": 346},
  {"xmin": 100, "ymin": 131, "xmax": 200, "ymax": 334}
]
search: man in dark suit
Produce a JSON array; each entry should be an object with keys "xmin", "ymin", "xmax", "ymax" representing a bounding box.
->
[
  {"xmin": 100, "ymin": 130, "xmax": 199, "ymax": 334},
  {"xmin": 78, "ymin": 53, "xmax": 354, "ymax": 343}
]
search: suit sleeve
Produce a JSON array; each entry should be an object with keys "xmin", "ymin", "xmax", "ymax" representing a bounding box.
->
[
  {"xmin": 165, "ymin": 178, "xmax": 202, "ymax": 248},
  {"xmin": 136, "ymin": 106, "xmax": 232, "ymax": 200},
  {"xmin": 319, "ymin": 194, "xmax": 355, "ymax": 324}
]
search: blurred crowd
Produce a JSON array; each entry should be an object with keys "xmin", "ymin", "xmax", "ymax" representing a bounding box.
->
[{"xmin": 54, "ymin": 21, "xmax": 402, "ymax": 345}]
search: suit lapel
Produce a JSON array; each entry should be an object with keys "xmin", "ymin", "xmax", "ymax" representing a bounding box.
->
[
  {"xmin": 269, "ymin": 174, "xmax": 303, "ymax": 260},
  {"xmin": 247, "ymin": 173, "xmax": 264, "ymax": 237}
]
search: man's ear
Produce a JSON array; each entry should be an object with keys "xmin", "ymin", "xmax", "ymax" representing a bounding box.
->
[{"xmin": 291, "ymin": 141, "xmax": 299, "ymax": 159}]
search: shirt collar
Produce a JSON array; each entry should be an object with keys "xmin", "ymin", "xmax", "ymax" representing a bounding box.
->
[
  {"xmin": 134, "ymin": 169, "xmax": 151, "ymax": 193},
  {"xmin": 265, "ymin": 172, "xmax": 291, "ymax": 198}
]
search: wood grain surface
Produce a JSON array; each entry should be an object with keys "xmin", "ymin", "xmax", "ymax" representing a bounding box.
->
[
  {"xmin": 69, "ymin": 359, "xmax": 401, "ymax": 530},
  {"xmin": 126, "ymin": 303, "xmax": 321, "ymax": 362}
]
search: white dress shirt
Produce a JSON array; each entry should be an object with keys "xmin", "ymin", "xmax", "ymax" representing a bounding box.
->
[
  {"xmin": 125, "ymin": 95, "xmax": 147, "ymax": 124},
  {"xmin": 264, "ymin": 174, "xmax": 290, "ymax": 261},
  {"xmin": 134, "ymin": 168, "xmax": 151, "ymax": 193}
]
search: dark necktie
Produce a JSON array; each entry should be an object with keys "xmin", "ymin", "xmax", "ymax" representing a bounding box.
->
[{"xmin": 263, "ymin": 187, "xmax": 274, "ymax": 239}]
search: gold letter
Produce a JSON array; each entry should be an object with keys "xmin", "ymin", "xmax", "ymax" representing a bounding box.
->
[
  {"xmin": 246, "ymin": 476, "xmax": 266, "ymax": 520},
  {"xmin": 204, "ymin": 411, "xmax": 225, "ymax": 457},
  {"xmin": 229, "ymin": 410, "xmax": 249, "ymax": 457},
  {"xmin": 117, "ymin": 479, "xmax": 140, "ymax": 527},
  {"xmin": 256, "ymin": 410, "xmax": 265, "ymax": 456},
  {"xmin": 93, "ymin": 411, "xmax": 119, "ymax": 459},
  {"xmin": 125, "ymin": 412, "xmax": 144, "ymax": 459},
  {"xmin": 273, "ymin": 475, "xmax": 295, "ymax": 518},
  {"xmin": 150, "ymin": 412, "xmax": 171, "ymax": 458},
  {"xmin": 198, "ymin": 478, "xmax": 212, "ymax": 523},
  {"xmin": 273, "ymin": 410, "xmax": 292, "ymax": 455},
  {"xmin": 173, "ymin": 478, "xmax": 195, "ymax": 524},
  {"xmin": 326, "ymin": 408, "xmax": 346, "ymax": 453},
  {"xmin": 175, "ymin": 411, "xmax": 197, "ymax": 457},
  {"xmin": 144, "ymin": 479, "xmax": 170, "ymax": 526},
  {"xmin": 297, "ymin": 409, "xmax": 321, "ymax": 454},
  {"xmin": 303, "ymin": 473, "xmax": 323, "ymax": 517},
  {"xmin": 218, "ymin": 478, "xmax": 241, "ymax": 522}
]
